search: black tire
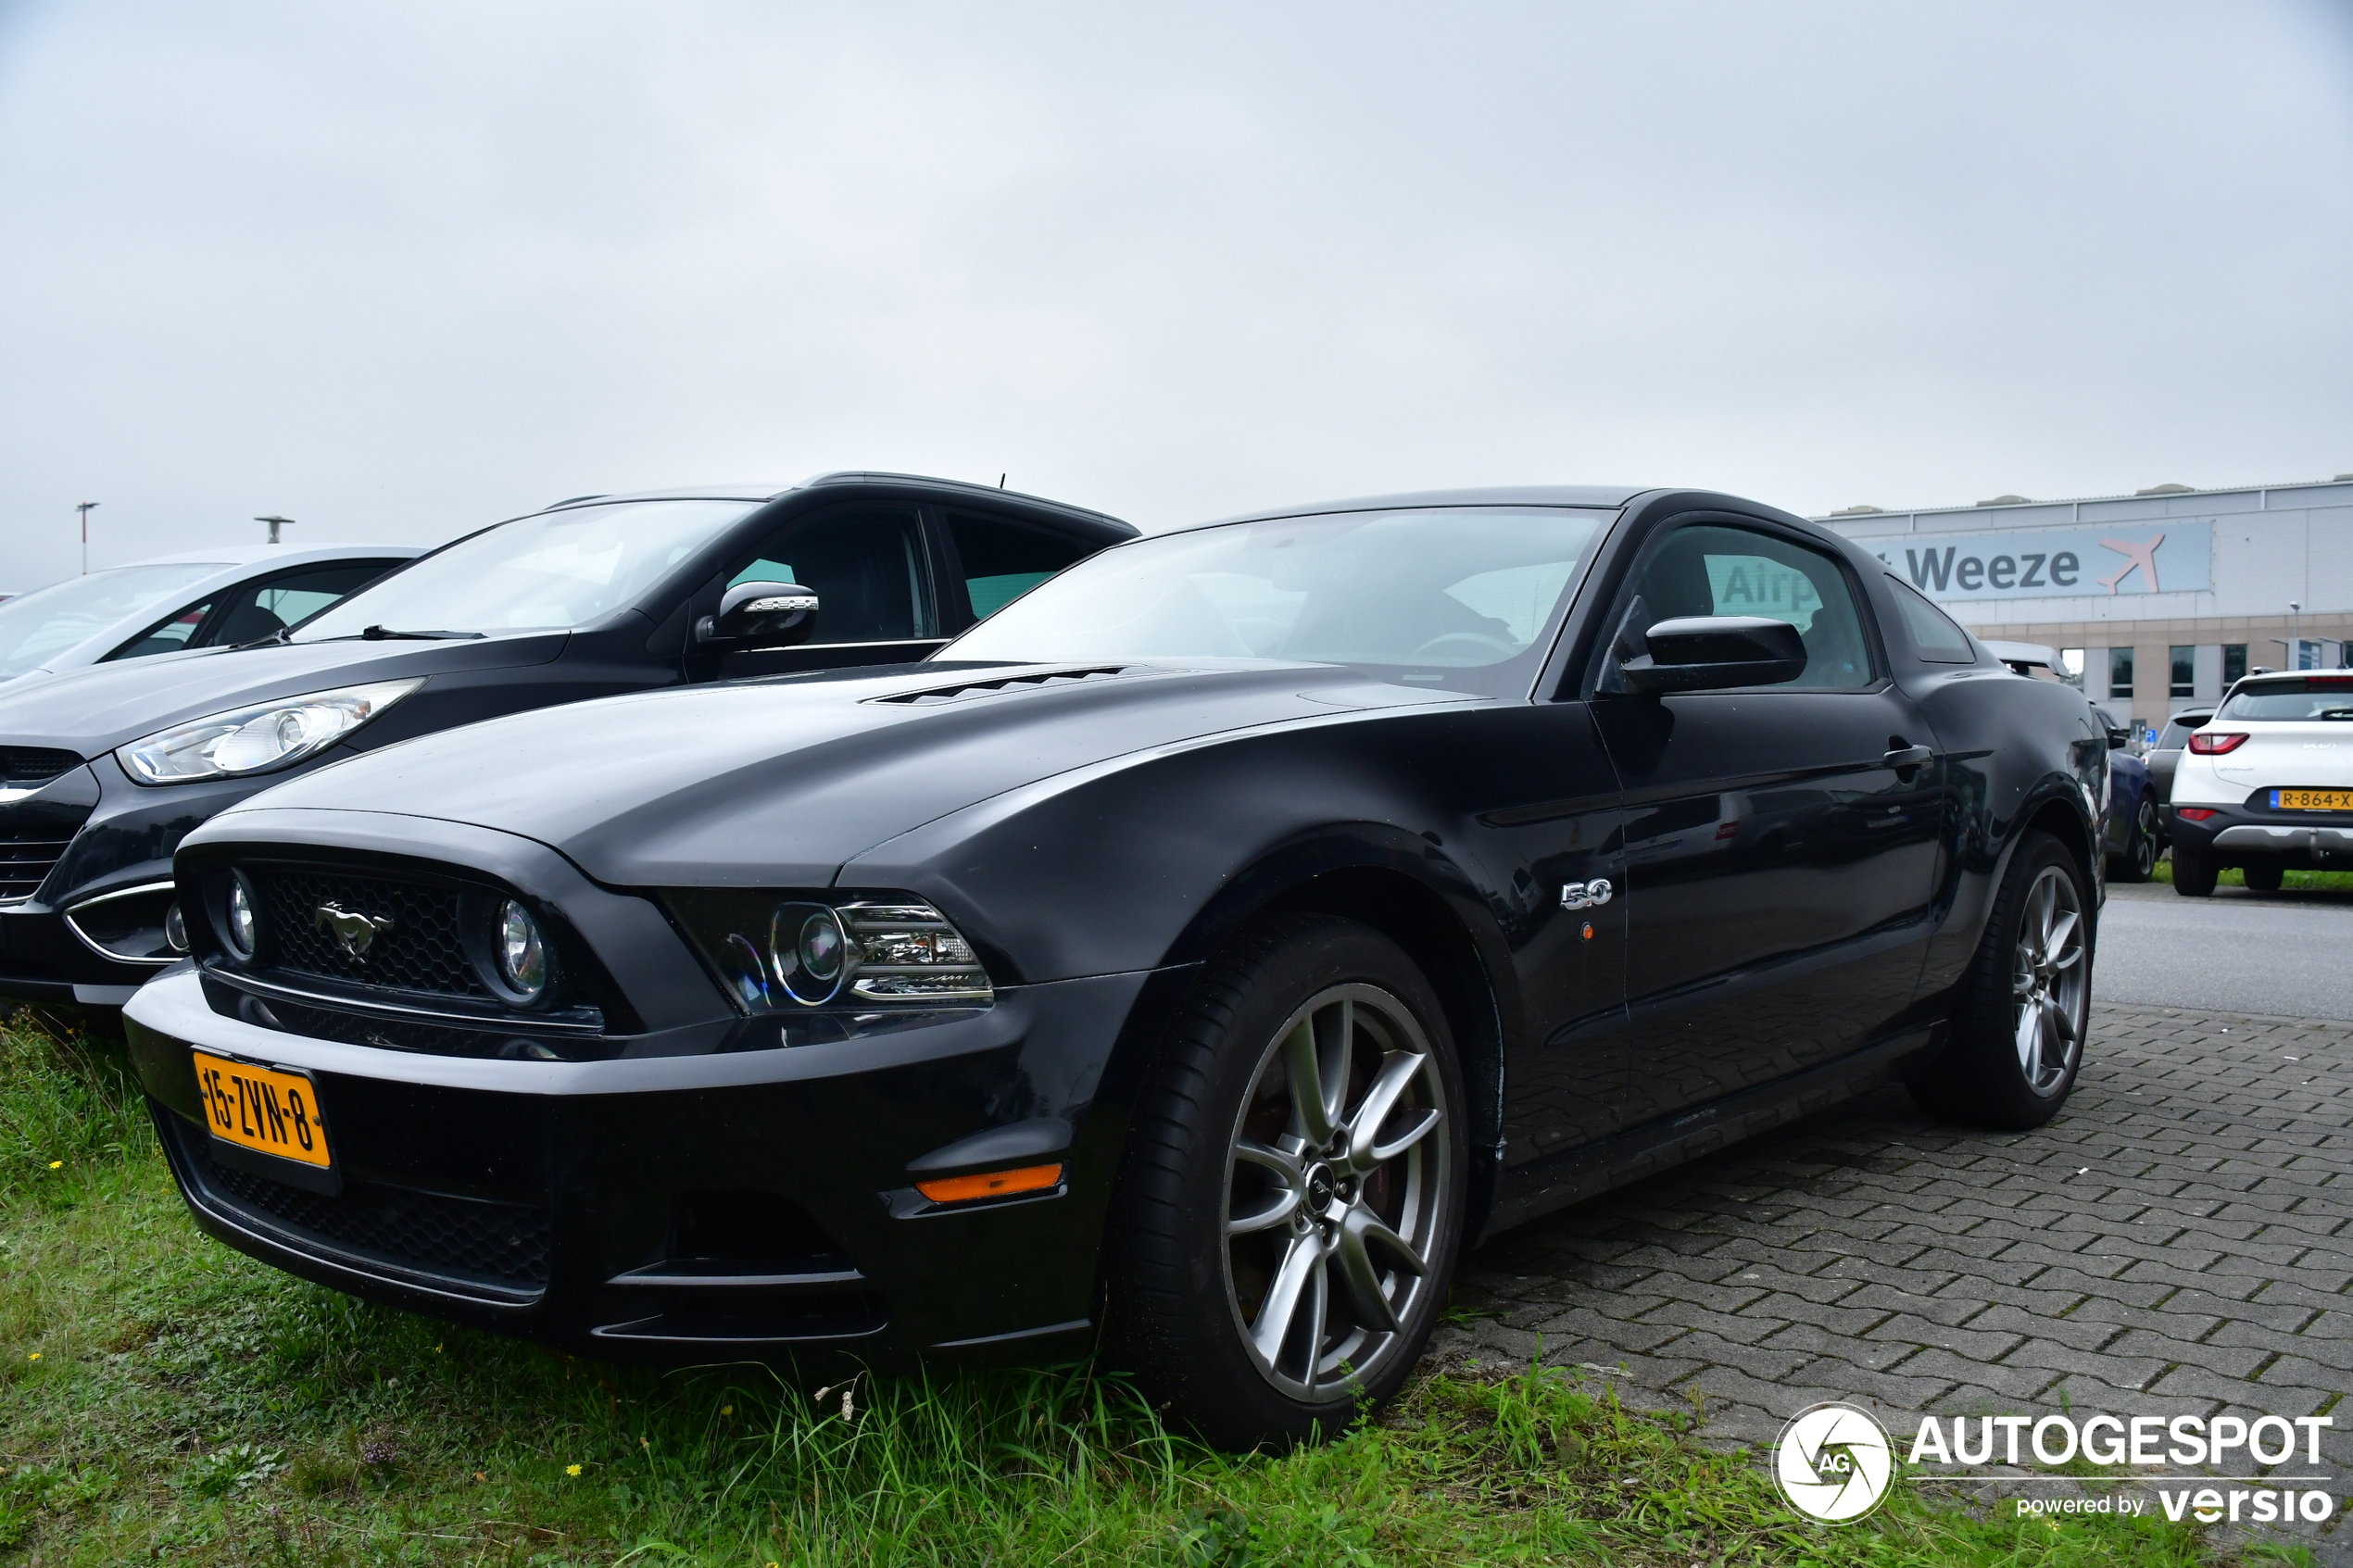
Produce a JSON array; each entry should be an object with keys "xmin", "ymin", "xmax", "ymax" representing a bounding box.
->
[
  {"xmin": 1910, "ymin": 834, "xmax": 2092, "ymax": 1130},
  {"xmin": 1105, "ymin": 913, "xmax": 1468, "ymax": 1450},
  {"xmin": 2243, "ymin": 860, "xmax": 2284, "ymax": 893},
  {"xmin": 2172, "ymin": 845, "xmax": 2218, "ymax": 897},
  {"xmin": 2109, "ymin": 795, "xmax": 2158, "ymax": 884}
]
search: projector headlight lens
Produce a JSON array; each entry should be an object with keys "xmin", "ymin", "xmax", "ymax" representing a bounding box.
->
[{"xmin": 674, "ymin": 892, "xmax": 993, "ymax": 1012}]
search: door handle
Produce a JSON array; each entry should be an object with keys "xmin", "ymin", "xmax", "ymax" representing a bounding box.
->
[{"xmin": 1882, "ymin": 744, "xmax": 1933, "ymax": 771}]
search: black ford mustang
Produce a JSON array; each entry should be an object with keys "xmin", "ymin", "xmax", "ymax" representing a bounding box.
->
[{"xmin": 123, "ymin": 485, "xmax": 2104, "ymax": 1448}]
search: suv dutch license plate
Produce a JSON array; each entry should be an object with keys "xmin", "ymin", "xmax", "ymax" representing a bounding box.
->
[
  {"xmin": 192, "ymin": 1050, "xmax": 332, "ymax": 1169},
  {"xmin": 2271, "ymin": 788, "xmax": 2353, "ymax": 811}
]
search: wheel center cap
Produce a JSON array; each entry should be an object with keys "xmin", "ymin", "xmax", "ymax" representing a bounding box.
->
[{"xmin": 1305, "ymin": 1163, "xmax": 1337, "ymax": 1210}]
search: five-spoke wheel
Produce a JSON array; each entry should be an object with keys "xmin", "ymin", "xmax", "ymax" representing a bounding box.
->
[{"xmin": 2009, "ymin": 864, "xmax": 2086, "ymax": 1096}]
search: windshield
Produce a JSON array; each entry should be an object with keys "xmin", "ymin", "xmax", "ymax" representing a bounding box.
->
[
  {"xmin": 295, "ymin": 499, "xmax": 756, "ymax": 641},
  {"xmin": 0, "ymin": 563, "xmax": 219, "ymax": 681},
  {"xmin": 2219, "ymin": 678, "xmax": 2353, "ymax": 722},
  {"xmin": 945, "ymin": 506, "xmax": 1610, "ymax": 694}
]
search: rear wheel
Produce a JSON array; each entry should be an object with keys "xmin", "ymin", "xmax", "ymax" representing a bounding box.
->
[
  {"xmin": 2110, "ymin": 796, "xmax": 2158, "ymax": 883},
  {"xmin": 2243, "ymin": 860, "xmax": 2284, "ymax": 893},
  {"xmin": 1106, "ymin": 914, "xmax": 1466, "ymax": 1449},
  {"xmin": 1911, "ymin": 834, "xmax": 2091, "ymax": 1129},
  {"xmin": 2172, "ymin": 845, "xmax": 2218, "ymax": 897}
]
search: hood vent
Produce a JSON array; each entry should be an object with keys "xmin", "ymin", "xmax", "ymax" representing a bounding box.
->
[{"xmin": 869, "ymin": 666, "xmax": 1147, "ymax": 707}]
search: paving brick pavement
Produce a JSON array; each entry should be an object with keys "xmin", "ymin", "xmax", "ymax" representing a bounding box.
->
[{"xmin": 1427, "ymin": 1002, "xmax": 2351, "ymax": 1557}]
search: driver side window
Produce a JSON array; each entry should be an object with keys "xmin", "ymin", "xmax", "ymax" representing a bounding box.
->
[
  {"xmin": 726, "ymin": 509, "xmax": 932, "ymax": 645},
  {"xmin": 1625, "ymin": 524, "xmax": 1873, "ymax": 690}
]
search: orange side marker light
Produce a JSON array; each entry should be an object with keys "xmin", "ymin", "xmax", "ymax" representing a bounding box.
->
[{"xmin": 915, "ymin": 1162, "xmax": 1064, "ymax": 1204}]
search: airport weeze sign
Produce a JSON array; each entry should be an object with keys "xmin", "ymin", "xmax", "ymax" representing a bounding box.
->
[{"xmin": 1861, "ymin": 520, "xmax": 2214, "ymax": 603}]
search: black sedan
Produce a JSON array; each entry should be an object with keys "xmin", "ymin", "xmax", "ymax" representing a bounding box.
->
[
  {"xmin": 123, "ymin": 485, "xmax": 2102, "ymax": 1449},
  {"xmin": 0, "ymin": 475, "xmax": 1130, "ymax": 1006}
]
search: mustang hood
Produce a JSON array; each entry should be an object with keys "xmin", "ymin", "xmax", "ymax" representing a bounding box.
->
[
  {"xmin": 0, "ymin": 632, "xmax": 568, "ymax": 754},
  {"xmin": 209, "ymin": 661, "xmax": 1472, "ymax": 886}
]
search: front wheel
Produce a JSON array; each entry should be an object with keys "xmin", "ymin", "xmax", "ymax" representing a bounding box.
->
[
  {"xmin": 1106, "ymin": 914, "xmax": 1466, "ymax": 1449},
  {"xmin": 1911, "ymin": 834, "xmax": 2092, "ymax": 1129}
]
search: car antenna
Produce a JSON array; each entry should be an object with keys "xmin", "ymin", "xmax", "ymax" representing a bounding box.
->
[{"xmin": 999, "ymin": 473, "xmax": 1006, "ymax": 488}]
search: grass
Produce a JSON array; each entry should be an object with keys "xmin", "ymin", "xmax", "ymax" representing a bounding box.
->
[
  {"xmin": 2147, "ymin": 857, "xmax": 2353, "ymax": 891},
  {"xmin": 0, "ymin": 1011, "xmax": 2256, "ymax": 1565}
]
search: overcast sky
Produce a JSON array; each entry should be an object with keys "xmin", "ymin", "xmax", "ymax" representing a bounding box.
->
[{"xmin": 2, "ymin": 1, "xmax": 2349, "ymax": 587}]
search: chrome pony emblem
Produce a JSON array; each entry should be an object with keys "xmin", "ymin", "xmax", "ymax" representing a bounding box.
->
[{"xmin": 314, "ymin": 902, "xmax": 394, "ymax": 959}]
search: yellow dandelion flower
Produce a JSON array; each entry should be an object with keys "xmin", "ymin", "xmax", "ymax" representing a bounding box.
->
[
  {"xmin": 722, "ymin": 1405, "xmax": 734, "ymax": 1416},
  {"xmin": 565, "ymin": 1463, "xmax": 582, "ymax": 1477},
  {"xmin": 25, "ymin": 1353, "xmax": 38, "ymax": 1362},
  {"xmin": 46, "ymin": 1161, "xmax": 60, "ymax": 1170}
]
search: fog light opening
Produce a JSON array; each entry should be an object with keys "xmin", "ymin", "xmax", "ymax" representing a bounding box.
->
[{"xmin": 163, "ymin": 900, "xmax": 189, "ymax": 956}]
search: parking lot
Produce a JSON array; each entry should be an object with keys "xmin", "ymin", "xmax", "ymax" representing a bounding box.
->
[{"xmin": 1431, "ymin": 889, "xmax": 2352, "ymax": 1558}]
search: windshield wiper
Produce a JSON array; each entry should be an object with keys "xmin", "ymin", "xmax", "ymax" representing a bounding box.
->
[{"xmin": 360, "ymin": 625, "xmax": 485, "ymax": 641}]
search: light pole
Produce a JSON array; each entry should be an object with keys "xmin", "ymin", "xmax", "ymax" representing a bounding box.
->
[
  {"xmin": 76, "ymin": 501, "xmax": 97, "ymax": 573},
  {"xmin": 256, "ymin": 515, "xmax": 296, "ymax": 545},
  {"xmin": 2292, "ymin": 600, "xmax": 2303, "ymax": 670}
]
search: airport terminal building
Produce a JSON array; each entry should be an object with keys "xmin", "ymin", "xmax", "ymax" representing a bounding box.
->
[{"xmin": 1816, "ymin": 476, "xmax": 2353, "ymax": 734}]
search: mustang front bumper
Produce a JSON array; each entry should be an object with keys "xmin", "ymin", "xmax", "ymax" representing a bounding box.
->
[{"xmin": 123, "ymin": 962, "xmax": 1178, "ymax": 1361}]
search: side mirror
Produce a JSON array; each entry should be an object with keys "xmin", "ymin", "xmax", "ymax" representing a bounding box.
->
[
  {"xmin": 1617, "ymin": 616, "xmax": 1806, "ymax": 695},
  {"xmin": 2106, "ymin": 727, "xmax": 2129, "ymax": 751},
  {"xmin": 697, "ymin": 581, "xmax": 818, "ymax": 649}
]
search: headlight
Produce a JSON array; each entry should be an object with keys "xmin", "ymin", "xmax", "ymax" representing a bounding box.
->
[
  {"xmin": 667, "ymin": 892, "xmax": 993, "ymax": 1011},
  {"xmin": 116, "ymin": 679, "xmax": 423, "ymax": 784}
]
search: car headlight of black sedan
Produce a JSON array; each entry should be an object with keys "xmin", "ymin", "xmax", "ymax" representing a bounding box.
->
[{"xmin": 665, "ymin": 892, "xmax": 993, "ymax": 1009}]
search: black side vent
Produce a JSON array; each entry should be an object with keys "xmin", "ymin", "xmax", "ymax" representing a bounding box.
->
[
  {"xmin": 869, "ymin": 666, "xmax": 1143, "ymax": 706},
  {"xmin": 1, "ymin": 748, "xmax": 82, "ymax": 792}
]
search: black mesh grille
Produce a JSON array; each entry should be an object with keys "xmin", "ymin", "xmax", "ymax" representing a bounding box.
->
[
  {"xmin": 173, "ymin": 1122, "xmax": 549, "ymax": 1292},
  {"xmin": 1, "ymin": 747, "xmax": 81, "ymax": 790},
  {"xmin": 0, "ymin": 810, "xmax": 89, "ymax": 902},
  {"xmin": 253, "ymin": 870, "xmax": 491, "ymax": 997}
]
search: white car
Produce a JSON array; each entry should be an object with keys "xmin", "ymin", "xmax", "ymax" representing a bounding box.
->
[
  {"xmin": 2164, "ymin": 670, "xmax": 2353, "ymax": 894},
  {"xmin": 0, "ymin": 544, "xmax": 418, "ymax": 694}
]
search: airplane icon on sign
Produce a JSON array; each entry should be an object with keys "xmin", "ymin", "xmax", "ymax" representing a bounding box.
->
[{"xmin": 2097, "ymin": 534, "xmax": 2165, "ymax": 594}]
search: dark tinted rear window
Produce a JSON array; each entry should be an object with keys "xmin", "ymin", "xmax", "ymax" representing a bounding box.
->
[{"xmin": 2219, "ymin": 677, "xmax": 2353, "ymax": 721}]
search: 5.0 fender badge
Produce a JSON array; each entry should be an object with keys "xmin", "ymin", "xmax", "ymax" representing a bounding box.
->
[
  {"xmin": 1560, "ymin": 878, "xmax": 1614, "ymax": 911},
  {"xmin": 314, "ymin": 902, "xmax": 395, "ymax": 959}
]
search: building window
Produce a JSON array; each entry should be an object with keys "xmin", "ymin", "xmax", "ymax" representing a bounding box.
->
[
  {"xmin": 2223, "ymin": 644, "xmax": 2246, "ymax": 685},
  {"xmin": 2057, "ymin": 647, "xmax": 2085, "ymax": 690},
  {"xmin": 2170, "ymin": 645, "xmax": 2195, "ymax": 697},
  {"xmin": 2108, "ymin": 646, "xmax": 2133, "ymax": 699}
]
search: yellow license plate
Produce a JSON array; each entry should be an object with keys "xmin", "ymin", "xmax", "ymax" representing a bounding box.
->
[
  {"xmin": 192, "ymin": 1051, "xmax": 332, "ymax": 1169},
  {"xmin": 2271, "ymin": 788, "xmax": 2353, "ymax": 811}
]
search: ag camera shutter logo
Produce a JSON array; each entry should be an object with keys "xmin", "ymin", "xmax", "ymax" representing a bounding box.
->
[{"xmin": 1775, "ymin": 1402, "xmax": 1894, "ymax": 1524}]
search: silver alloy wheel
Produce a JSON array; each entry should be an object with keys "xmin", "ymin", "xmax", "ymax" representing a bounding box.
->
[
  {"xmin": 1220, "ymin": 983, "xmax": 1451, "ymax": 1402},
  {"xmin": 2011, "ymin": 865, "xmax": 2088, "ymax": 1096},
  {"xmin": 2132, "ymin": 798, "xmax": 2158, "ymax": 878}
]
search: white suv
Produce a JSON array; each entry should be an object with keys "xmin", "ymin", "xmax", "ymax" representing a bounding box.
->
[{"xmin": 2165, "ymin": 671, "xmax": 2353, "ymax": 895}]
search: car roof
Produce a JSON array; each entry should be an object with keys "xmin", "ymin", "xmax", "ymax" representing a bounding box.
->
[
  {"xmin": 535, "ymin": 472, "xmax": 1138, "ymax": 537},
  {"xmin": 124, "ymin": 543, "xmax": 423, "ymax": 569},
  {"xmin": 1195, "ymin": 484, "xmax": 1645, "ymax": 531}
]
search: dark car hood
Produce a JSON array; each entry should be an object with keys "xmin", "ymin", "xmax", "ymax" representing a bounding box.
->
[
  {"xmin": 0, "ymin": 632, "xmax": 569, "ymax": 754},
  {"xmin": 213, "ymin": 660, "xmax": 1475, "ymax": 886}
]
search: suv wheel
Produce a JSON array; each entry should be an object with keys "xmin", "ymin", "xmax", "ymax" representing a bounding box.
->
[
  {"xmin": 1911, "ymin": 834, "xmax": 2092, "ymax": 1129},
  {"xmin": 1107, "ymin": 914, "xmax": 1466, "ymax": 1449},
  {"xmin": 2172, "ymin": 845, "xmax": 2218, "ymax": 897}
]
